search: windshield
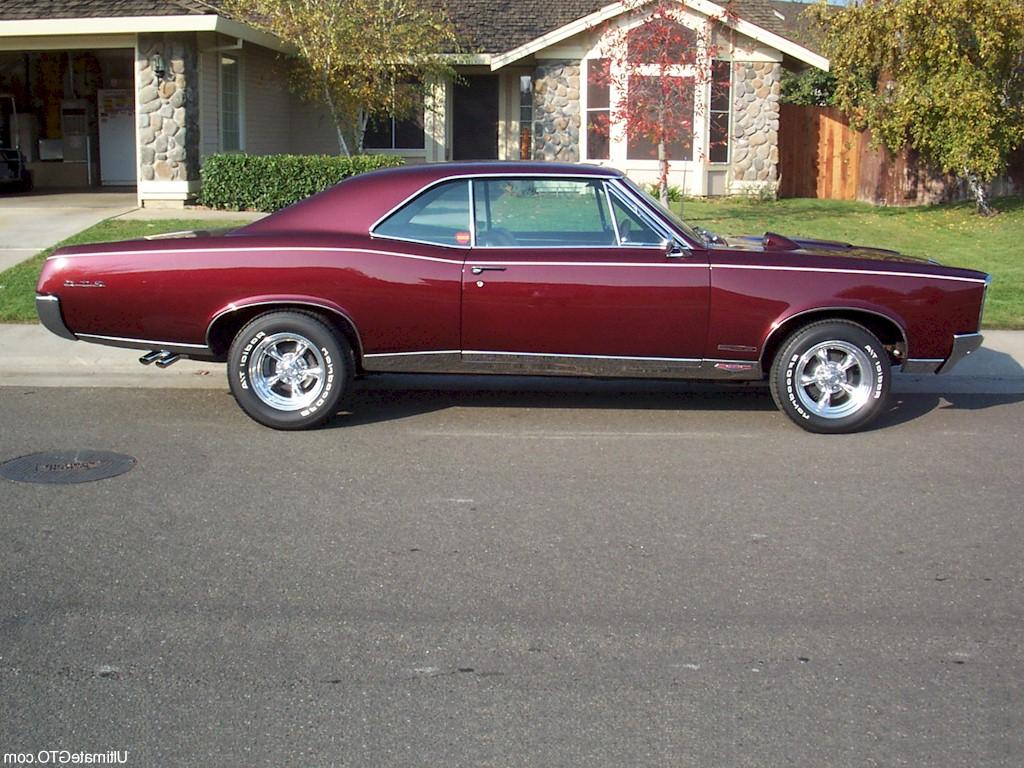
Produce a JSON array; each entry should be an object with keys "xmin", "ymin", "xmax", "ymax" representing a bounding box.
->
[{"xmin": 618, "ymin": 176, "xmax": 711, "ymax": 246}]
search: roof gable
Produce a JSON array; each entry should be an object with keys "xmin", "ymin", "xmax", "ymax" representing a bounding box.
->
[{"xmin": 478, "ymin": 0, "xmax": 828, "ymax": 71}]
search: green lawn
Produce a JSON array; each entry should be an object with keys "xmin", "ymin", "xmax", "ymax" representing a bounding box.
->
[
  {"xmin": 0, "ymin": 219, "xmax": 250, "ymax": 323},
  {"xmin": 673, "ymin": 196, "xmax": 1024, "ymax": 329}
]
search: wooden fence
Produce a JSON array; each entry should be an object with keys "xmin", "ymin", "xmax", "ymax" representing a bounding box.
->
[{"xmin": 775, "ymin": 104, "xmax": 1022, "ymax": 204}]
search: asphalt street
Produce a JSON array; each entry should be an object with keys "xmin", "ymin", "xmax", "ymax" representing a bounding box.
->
[{"xmin": 1, "ymin": 377, "xmax": 1022, "ymax": 767}]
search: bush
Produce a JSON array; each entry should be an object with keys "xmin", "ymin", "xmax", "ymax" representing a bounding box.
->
[
  {"xmin": 199, "ymin": 153, "xmax": 404, "ymax": 211},
  {"xmin": 645, "ymin": 183, "xmax": 686, "ymax": 203}
]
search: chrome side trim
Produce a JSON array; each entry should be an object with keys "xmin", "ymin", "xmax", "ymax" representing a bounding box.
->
[
  {"xmin": 205, "ymin": 300, "xmax": 365, "ymax": 358},
  {"xmin": 35, "ymin": 295, "xmax": 78, "ymax": 341},
  {"xmin": 362, "ymin": 350, "xmax": 762, "ymax": 380},
  {"xmin": 48, "ymin": 246, "xmax": 466, "ymax": 265},
  {"xmin": 900, "ymin": 359, "xmax": 943, "ymax": 374},
  {"xmin": 462, "ymin": 350, "xmax": 700, "ymax": 365},
  {"xmin": 77, "ymin": 333, "xmax": 211, "ymax": 356},
  {"xmin": 466, "ymin": 260, "xmax": 706, "ymax": 268},
  {"xmin": 363, "ymin": 351, "xmax": 462, "ymax": 373},
  {"xmin": 938, "ymin": 332, "xmax": 983, "ymax": 374},
  {"xmin": 713, "ymin": 263, "xmax": 988, "ymax": 285}
]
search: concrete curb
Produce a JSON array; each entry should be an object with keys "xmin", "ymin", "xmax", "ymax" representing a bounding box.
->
[{"xmin": 2, "ymin": 324, "xmax": 1022, "ymax": 394}]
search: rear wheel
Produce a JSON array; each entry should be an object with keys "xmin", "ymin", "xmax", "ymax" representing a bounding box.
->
[
  {"xmin": 227, "ymin": 311, "xmax": 352, "ymax": 430},
  {"xmin": 769, "ymin": 320, "xmax": 890, "ymax": 434}
]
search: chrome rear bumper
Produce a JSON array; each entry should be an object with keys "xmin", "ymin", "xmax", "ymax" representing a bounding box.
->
[
  {"xmin": 901, "ymin": 332, "xmax": 983, "ymax": 374},
  {"xmin": 938, "ymin": 332, "xmax": 984, "ymax": 373},
  {"xmin": 35, "ymin": 295, "xmax": 78, "ymax": 341}
]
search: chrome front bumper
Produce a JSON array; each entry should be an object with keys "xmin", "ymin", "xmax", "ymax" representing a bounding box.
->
[
  {"xmin": 901, "ymin": 332, "xmax": 984, "ymax": 374},
  {"xmin": 36, "ymin": 294, "xmax": 78, "ymax": 341}
]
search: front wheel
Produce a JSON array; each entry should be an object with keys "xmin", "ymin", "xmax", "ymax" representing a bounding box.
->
[
  {"xmin": 227, "ymin": 311, "xmax": 353, "ymax": 430},
  {"xmin": 769, "ymin": 320, "xmax": 890, "ymax": 434}
]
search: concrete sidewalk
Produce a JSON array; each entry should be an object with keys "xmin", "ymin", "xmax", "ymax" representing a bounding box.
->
[
  {"xmin": 0, "ymin": 191, "xmax": 137, "ymax": 272},
  {"xmin": 0, "ymin": 190, "xmax": 266, "ymax": 273},
  {"xmin": 1, "ymin": 323, "xmax": 1022, "ymax": 393}
]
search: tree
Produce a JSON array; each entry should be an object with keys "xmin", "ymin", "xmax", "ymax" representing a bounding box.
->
[
  {"xmin": 780, "ymin": 68, "xmax": 836, "ymax": 106},
  {"xmin": 589, "ymin": 0, "xmax": 733, "ymax": 208},
  {"xmin": 225, "ymin": 0, "xmax": 458, "ymax": 156},
  {"xmin": 813, "ymin": 0, "xmax": 1024, "ymax": 214}
]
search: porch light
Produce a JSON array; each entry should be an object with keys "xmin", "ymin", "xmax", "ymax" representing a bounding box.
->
[{"xmin": 150, "ymin": 52, "xmax": 167, "ymax": 79}]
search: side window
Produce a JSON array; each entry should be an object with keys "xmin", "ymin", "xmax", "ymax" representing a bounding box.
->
[
  {"xmin": 608, "ymin": 191, "xmax": 664, "ymax": 245},
  {"xmin": 373, "ymin": 180, "xmax": 471, "ymax": 246},
  {"xmin": 473, "ymin": 178, "xmax": 616, "ymax": 247}
]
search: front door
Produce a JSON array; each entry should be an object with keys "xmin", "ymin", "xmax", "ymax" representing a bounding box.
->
[
  {"xmin": 461, "ymin": 177, "xmax": 709, "ymax": 369},
  {"xmin": 452, "ymin": 76, "xmax": 499, "ymax": 160}
]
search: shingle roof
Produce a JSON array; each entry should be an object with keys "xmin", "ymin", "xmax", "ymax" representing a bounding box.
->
[
  {"xmin": 763, "ymin": 0, "xmax": 831, "ymax": 54},
  {"xmin": 446, "ymin": 0, "xmax": 792, "ymax": 54},
  {"xmin": 0, "ymin": 0, "xmax": 806, "ymax": 57},
  {"xmin": 0, "ymin": 0, "xmax": 216, "ymax": 20}
]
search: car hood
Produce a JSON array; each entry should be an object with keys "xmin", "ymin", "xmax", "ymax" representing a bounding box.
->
[{"xmin": 721, "ymin": 232, "xmax": 938, "ymax": 266}]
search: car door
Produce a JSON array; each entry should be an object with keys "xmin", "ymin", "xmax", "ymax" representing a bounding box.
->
[{"xmin": 461, "ymin": 177, "xmax": 709, "ymax": 370}]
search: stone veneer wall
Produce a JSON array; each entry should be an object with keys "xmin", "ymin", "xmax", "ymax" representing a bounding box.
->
[
  {"xmin": 731, "ymin": 62, "xmax": 781, "ymax": 184},
  {"xmin": 532, "ymin": 61, "xmax": 581, "ymax": 162},
  {"xmin": 136, "ymin": 34, "xmax": 200, "ymax": 184}
]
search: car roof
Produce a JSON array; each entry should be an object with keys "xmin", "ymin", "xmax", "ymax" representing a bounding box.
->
[{"xmin": 241, "ymin": 161, "xmax": 623, "ymax": 237}]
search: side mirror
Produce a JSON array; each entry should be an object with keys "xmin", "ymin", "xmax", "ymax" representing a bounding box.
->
[{"xmin": 662, "ymin": 239, "xmax": 687, "ymax": 258}]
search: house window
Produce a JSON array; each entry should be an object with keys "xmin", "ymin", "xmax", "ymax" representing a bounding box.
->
[
  {"xmin": 625, "ymin": 74, "xmax": 694, "ymax": 161},
  {"xmin": 365, "ymin": 84, "xmax": 426, "ymax": 150},
  {"xmin": 519, "ymin": 75, "xmax": 533, "ymax": 159},
  {"xmin": 220, "ymin": 54, "xmax": 241, "ymax": 152},
  {"xmin": 364, "ymin": 111, "xmax": 425, "ymax": 150},
  {"xmin": 709, "ymin": 60, "xmax": 731, "ymax": 163},
  {"xmin": 585, "ymin": 58, "xmax": 610, "ymax": 160}
]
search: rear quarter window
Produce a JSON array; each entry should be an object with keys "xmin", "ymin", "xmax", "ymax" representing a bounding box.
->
[{"xmin": 373, "ymin": 180, "xmax": 471, "ymax": 246}]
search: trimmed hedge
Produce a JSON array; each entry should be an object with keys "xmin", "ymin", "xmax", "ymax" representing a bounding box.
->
[{"xmin": 199, "ymin": 153, "xmax": 404, "ymax": 212}]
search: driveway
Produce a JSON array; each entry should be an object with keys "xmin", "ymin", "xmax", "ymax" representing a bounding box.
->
[{"xmin": 0, "ymin": 189, "xmax": 138, "ymax": 271}]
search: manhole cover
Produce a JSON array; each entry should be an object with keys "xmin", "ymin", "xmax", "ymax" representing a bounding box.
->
[{"xmin": 0, "ymin": 451, "xmax": 136, "ymax": 485}]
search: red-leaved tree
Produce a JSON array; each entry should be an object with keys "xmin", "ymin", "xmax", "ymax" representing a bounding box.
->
[{"xmin": 590, "ymin": 0, "xmax": 736, "ymax": 207}]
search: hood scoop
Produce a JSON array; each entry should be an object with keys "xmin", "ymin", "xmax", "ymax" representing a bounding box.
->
[{"xmin": 762, "ymin": 232, "xmax": 802, "ymax": 251}]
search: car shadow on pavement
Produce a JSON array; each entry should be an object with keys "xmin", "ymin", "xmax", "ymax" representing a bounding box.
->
[
  {"xmin": 330, "ymin": 374, "xmax": 777, "ymax": 428},
  {"xmin": 869, "ymin": 391, "xmax": 1024, "ymax": 431},
  {"xmin": 320, "ymin": 374, "xmax": 1024, "ymax": 431}
]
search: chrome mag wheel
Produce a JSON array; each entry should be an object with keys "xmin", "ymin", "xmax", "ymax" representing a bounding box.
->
[
  {"xmin": 793, "ymin": 340, "xmax": 874, "ymax": 420},
  {"xmin": 247, "ymin": 332, "xmax": 327, "ymax": 412}
]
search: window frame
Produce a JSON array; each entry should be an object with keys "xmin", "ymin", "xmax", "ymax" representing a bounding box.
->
[
  {"xmin": 707, "ymin": 59, "xmax": 732, "ymax": 165},
  {"xmin": 369, "ymin": 173, "xmax": 694, "ymax": 252},
  {"xmin": 369, "ymin": 178, "xmax": 473, "ymax": 249},
  {"xmin": 219, "ymin": 53, "xmax": 243, "ymax": 153},
  {"xmin": 470, "ymin": 177, "xmax": 620, "ymax": 250}
]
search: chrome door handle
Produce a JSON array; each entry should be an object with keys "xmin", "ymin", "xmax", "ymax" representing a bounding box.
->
[{"xmin": 471, "ymin": 266, "xmax": 507, "ymax": 275}]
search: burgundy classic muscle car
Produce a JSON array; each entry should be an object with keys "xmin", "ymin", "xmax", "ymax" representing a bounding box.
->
[{"xmin": 36, "ymin": 162, "xmax": 989, "ymax": 432}]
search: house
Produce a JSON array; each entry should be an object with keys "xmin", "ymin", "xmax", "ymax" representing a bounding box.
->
[{"xmin": 0, "ymin": 0, "xmax": 827, "ymax": 206}]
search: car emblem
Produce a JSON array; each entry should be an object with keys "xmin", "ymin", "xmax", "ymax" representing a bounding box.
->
[{"xmin": 64, "ymin": 280, "xmax": 106, "ymax": 288}]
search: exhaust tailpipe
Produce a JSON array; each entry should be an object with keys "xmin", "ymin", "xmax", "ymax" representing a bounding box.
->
[
  {"xmin": 139, "ymin": 350, "xmax": 162, "ymax": 365},
  {"xmin": 155, "ymin": 352, "xmax": 181, "ymax": 368}
]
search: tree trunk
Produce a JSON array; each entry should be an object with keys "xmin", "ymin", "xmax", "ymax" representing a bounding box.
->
[
  {"xmin": 658, "ymin": 140, "xmax": 669, "ymax": 209},
  {"xmin": 354, "ymin": 108, "xmax": 368, "ymax": 154},
  {"xmin": 964, "ymin": 168, "xmax": 995, "ymax": 216},
  {"xmin": 322, "ymin": 78, "xmax": 351, "ymax": 157}
]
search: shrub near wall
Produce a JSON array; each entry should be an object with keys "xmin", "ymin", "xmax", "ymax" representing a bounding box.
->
[{"xmin": 200, "ymin": 154, "xmax": 404, "ymax": 211}]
